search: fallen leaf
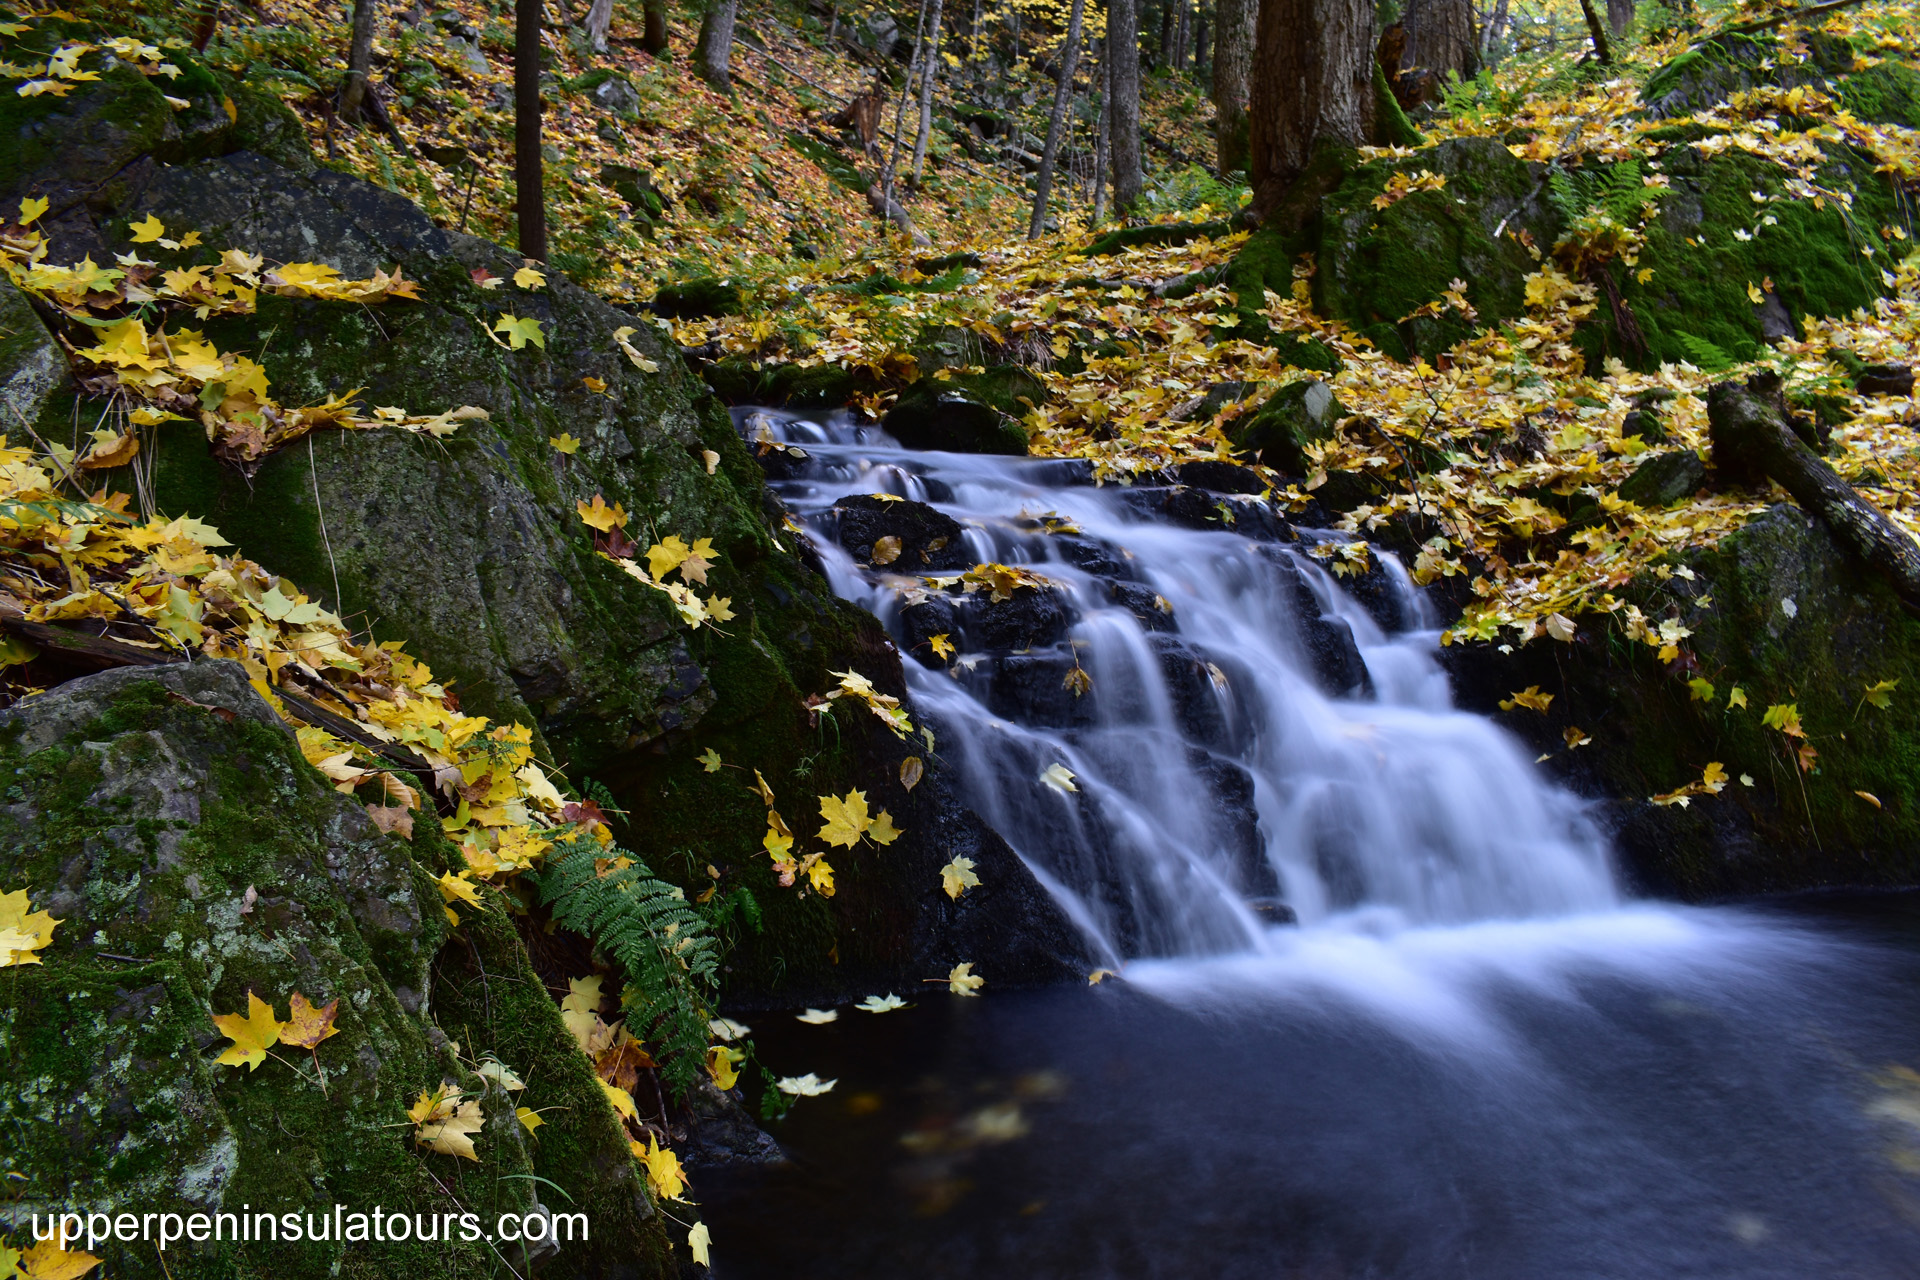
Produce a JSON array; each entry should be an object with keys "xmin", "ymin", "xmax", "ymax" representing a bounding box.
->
[
  {"xmin": 491, "ymin": 312, "xmax": 546, "ymax": 350},
  {"xmin": 365, "ymin": 803, "xmax": 414, "ymax": 837},
  {"xmin": 517, "ymin": 1106, "xmax": 545, "ymax": 1133},
  {"xmin": 870, "ymin": 535, "xmax": 902, "ymax": 565},
  {"xmin": 795, "ymin": 1007, "xmax": 838, "ymax": 1024},
  {"xmin": 18, "ymin": 1240, "xmax": 102, "ymax": 1280},
  {"xmin": 699, "ymin": 747, "xmax": 723, "ymax": 772},
  {"xmin": 213, "ymin": 990, "xmax": 285, "ymax": 1070},
  {"xmin": 1039, "ymin": 762, "xmax": 1078, "ymax": 794},
  {"xmin": 1087, "ymin": 969, "xmax": 1116, "ymax": 985},
  {"xmin": 282, "ymin": 992, "xmax": 341, "ymax": 1050},
  {"xmin": 550, "ymin": 432, "xmax": 581, "ymax": 453},
  {"xmin": 688, "ymin": 1221, "xmax": 712, "ymax": 1267},
  {"xmin": 1856, "ymin": 790, "xmax": 1883, "ymax": 808},
  {"xmin": 776, "ymin": 1072, "xmax": 837, "ymax": 1096},
  {"xmin": 857, "ymin": 993, "xmax": 908, "ymax": 1012},
  {"xmin": 514, "ymin": 265, "xmax": 547, "ymax": 289},
  {"xmin": 1498, "ymin": 686, "xmax": 1553, "ymax": 714},
  {"xmin": 638, "ymin": 1135, "xmax": 688, "ymax": 1199},
  {"xmin": 900, "ymin": 756, "xmax": 924, "ymax": 790},
  {"xmin": 928, "ymin": 633, "xmax": 955, "ymax": 660},
  {"xmin": 947, "ymin": 962, "xmax": 984, "ymax": 996},
  {"xmin": 940, "ymin": 855, "xmax": 980, "ymax": 899},
  {"xmin": 409, "ymin": 1086, "xmax": 484, "ymax": 1160}
]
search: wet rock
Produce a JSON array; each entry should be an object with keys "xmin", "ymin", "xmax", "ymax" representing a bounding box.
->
[
  {"xmin": 981, "ymin": 649, "xmax": 1098, "ymax": 729},
  {"xmin": 830, "ymin": 494, "xmax": 969, "ymax": 570},
  {"xmin": 1167, "ymin": 458, "xmax": 1269, "ymax": 495},
  {"xmin": 1619, "ymin": 449, "xmax": 1707, "ymax": 508},
  {"xmin": 1107, "ymin": 580, "xmax": 1178, "ymax": 632},
  {"xmin": 1118, "ymin": 486, "xmax": 1290, "ymax": 542},
  {"xmin": 1855, "ymin": 363, "xmax": 1914, "ymax": 398},
  {"xmin": 1151, "ymin": 636, "xmax": 1236, "ymax": 750},
  {"xmin": 1228, "ymin": 378, "xmax": 1345, "ymax": 473},
  {"xmin": 1188, "ymin": 748, "xmax": 1277, "ymax": 898},
  {"xmin": 897, "ymin": 595, "xmax": 958, "ymax": 666},
  {"xmin": 680, "ymin": 1078, "xmax": 787, "ymax": 1170},
  {"xmin": 882, "ymin": 381, "xmax": 1029, "ymax": 455},
  {"xmin": 1301, "ymin": 613, "xmax": 1369, "ymax": 696},
  {"xmin": 1052, "ymin": 531, "xmax": 1137, "ymax": 580},
  {"xmin": 960, "ymin": 582, "xmax": 1072, "ymax": 651}
]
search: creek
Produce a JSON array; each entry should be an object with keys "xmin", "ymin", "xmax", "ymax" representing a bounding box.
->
[{"xmin": 700, "ymin": 408, "xmax": 1920, "ymax": 1278}]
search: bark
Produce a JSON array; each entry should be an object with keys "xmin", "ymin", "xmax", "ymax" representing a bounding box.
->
[
  {"xmin": 339, "ymin": 0, "xmax": 379, "ymax": 121},
  {"xmin": 1606, "ymin": 0, "xmax": 1634, "ymax": 36},
  {"xmin": 695, "ymin": 0, "xmax": 738, "ymax": 89},
  {"xmin": 1708, "ymin": 373, "xmax": 1920, "ymax": 612},
  {"xmin": 515, "ymin": 0, "xmax": 547, "ymax": 261},
  {"xmin": 1577, "ymin": 0, "xmax": 1612, "ymax": 63},
  {"xmin": 1247, "ymin": 0, "xmax": 1373, "ymax": 216},
  {"xmin": 1173, "ymin": 0, "xmax": 1190, "ymax": 70},
  {"xmin": 1209, "ymin": 0, "xmax": 1255, "ymax": 170},
  {"xmin": 1481, "ymin": 0, "xmax": 1511, "ymax": 62},
  {"xmin": 1108, "ymin": 0, "xmax": 1145, "ymax": 212},
  {"xmin": 867, "ymin": 183, "xmax": 931, "ymax": 244},
  {"xmin": 912, "ymin": 0, "xmax": 947, "ymax": 185},
  {"xmin": 584, "ymin": 0, "xmax": 614, "ymax": 52},
  {"xmin": 642, "ymin": 0, "xmax": 669, "ymax": 53},
  {"xmin": 1157, "ymin": 0, "xmax": 1174, "ymax": 68},
  {"xmin": 1091, "ymin": 39, "xmax": 1111, "ymax": 222},
  {"xmin": 1400, "ymin": 0, "xmax": 1479, "ymax": 83},
  {"xmin": 883, "ymin": 0, "xmax": 934, "ymax": 224},
  {"xmin": 1029, "ymin": 0, "xmax": 1088, "ymax": 238},
  {"xmin": 192, "ymin": 0, "xmax": 221, "ymax": 52},
  {"xmin": 1194, "ymin": 6, "xmax": 1209, "ymax": 74}
]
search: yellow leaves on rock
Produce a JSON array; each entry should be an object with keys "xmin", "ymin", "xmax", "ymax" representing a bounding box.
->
[
  {"xmin": 946, "ymin": 962, "xmax": 984, "ymax": 996},
  {"xmin": 513, "ymin": 265, "xmax": 547, "ymax": 289},
  {"xmin": 817, "ymin": 789, "xmax": 902, "ymax": 849},
  {"xmin": 1372, "ymin": 168, "xmax": 1446, "ymax": 210},
  {"xmin": 283, "ymin": 992, "xmax": 342, "ymax": 1051},
  {"xmin": 128, "ymin": 213, "xmax": 166, "ymax": 243},
  {"xmin": 212, "ymin": 990, "xmax": 286, "ymax": 1070},
  {"xmin": 0, "ymin": 886, "xmax": 59, "ymax": 967},
  {"xmin": 599, "ymin": 1077, "xmax": 639, "ymax": 1122},
  {"xmin": 869, "ymin": 534, "xmax": 903, "ymax": 565},
  {"xmin": 611, "ymin": 325, "xmax": 660, "ymax": 373},
  {"xmin": 637, "ymin": 1135, "xmax": 688, "ymax": 1200},
  {"xmin": 928, "ymin": 632, "xmax": 955, "ymax": 661},
  {"xmin": 437, "ymin": 870, "xmax": 484, "ymax": 926},
  {"xmin": 1761, "ymin": 703, "xmax": 1804, "ymax": 737},
  {"xmin": 408, "ymin": 1085, "xmax": 485, "ymax": 1160},
  {"xmin": 1687, "ymin": 677, "xmax": 1716, "ymax": 703},
  {"xmin": 550, "ymin": 432, "xmax": 582, "ymax": 454},
  {"xmin": 700, "ymin": 747, "xmax": 723, "ymax": 772},
  {"xmin": 17, "ymin": 196, "xmax": 47, "ymax": 226},
  {"xmin": 1652, "ymin": 762, "xmax": 1729, "ymax": 808},
  {"xmin": 1499, "ymin": 686, "xmax": 1554, "ymax": 714},
  {"xmin": 899, "ymin": 755, "xmax": 924, "ymax": 790},
  {"xmin": 962, "ymin": 561, "xmax": 1047, "ymax": 603},
  {"xmin": 706, "ymin": 1043, "xmax": 743, "ymax": 1090},
  {"xmin": 940, "ymin": 855, "xmax": 980, "ymax": 899},
  {"xmin": 1862, "ymin": 678, "xmax": 1899, "ymax": 711},
  {"xmin": 824, "ymin": 667, "xmax": 914, "ymax": 738},
  {"xmin": 14, "ymin": 1240, "xmax": 102, "ymax": 1280}
]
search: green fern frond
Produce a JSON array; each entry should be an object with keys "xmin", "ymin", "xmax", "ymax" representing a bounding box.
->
[
  {"xmin": 1676, "ymin": 332, "xmax": 1735, "ymax": 372},
  {"xmin": 532, "ymin": 836, "xmax": 719, "ymax": 1092}
]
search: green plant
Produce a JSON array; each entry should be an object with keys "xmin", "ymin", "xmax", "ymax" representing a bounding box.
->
[
  {"xmin": 1549, "ymin": 159, "xmax": 1665, "ymax": 274},
  {"xmin": 1676, "ymin": 331, "xmax": 1736, "ymax": 372},
  {"xmin": 532, "ymin": 836, "xmax": 719, "ymax": 1092}
]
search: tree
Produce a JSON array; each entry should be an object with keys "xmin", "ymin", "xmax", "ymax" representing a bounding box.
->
[
  {"xmin": 695, "ymin": 0, "xmax": 739, "ymax": 89},
  {"xmin": 1029, "ymin": 0, "xmax": 1088, "ymax": 238},
  {"xmin": 1107, "ymin": 0, "xmax": 1144, "ymax": 212},
  {"xmin": 1606, "ymin": 0, "xmax": 1635, "ymax": 37},
  {"xmin": 1400, "ymin": 0, "xmax": 1478, "ymax": 83},
  {"xmin": 339, "ymin": 0, "xmax": 380, "ymax": 122},
  {"xmin": 584, "ymin": 0, "xmax": 614, "ymax": 52},
  {"xmin": 516, "ymin": 0, "xmax": 547, "ymax": 260},
  {"xmin": 643, "ymin": 0, "xmax": 670, "ymax": 53},
  {"xmin": 1210, "ymin": 0, "xmax": 1255, "ymax": 170},
  {"xmin": 1246, "ymin": 0, "xmax": 1373, "ymax": 218},
  {"xmin": 1090, "ymin": 38, "xmax": 1111, "ymax": 222},
  {"xmin": 911, "ymin": 0, "xmax": 947, "ymax": 186}
]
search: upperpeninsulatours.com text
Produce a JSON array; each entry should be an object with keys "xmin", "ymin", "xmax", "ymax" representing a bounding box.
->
[{"xmin": 31, "ymin": 1205, "xmax": 587, "ymax": 1252}]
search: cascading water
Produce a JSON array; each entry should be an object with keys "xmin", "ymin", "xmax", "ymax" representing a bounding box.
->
[
  {"xmin": 701, "ymin": 406, "xmax": 1920, "ymax": 1280},
  {"xmin": 741, "ymin": 405, "xmax": 1616, "ymax": 959}
]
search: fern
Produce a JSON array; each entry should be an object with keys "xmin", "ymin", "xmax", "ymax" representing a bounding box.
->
[
  {"xmin": 1675, "ymin": 332, "xmax": 1735, "ymax": 372},
  {"xmin": 532, "ymin": 836, "xmax": 719, "ymax": 1092}
]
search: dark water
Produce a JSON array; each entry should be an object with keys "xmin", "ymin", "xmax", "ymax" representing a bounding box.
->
[{"xmin": 701, "ymin": 894, "xmax": 1920, "ymax": 1280}]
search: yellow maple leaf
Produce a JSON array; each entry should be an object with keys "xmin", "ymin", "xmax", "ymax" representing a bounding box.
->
[
  {"xmin": 409, "ymin": 1087, "xmax": 485, "ymax": 1160},
  {"xmin": 1728, "ymin": 686, "xmax": 1749, "ymax": 709},
  {"xmin": 688, "ymin": 1222, "xmax": 712, "ymax": 1267},
  {"xmin": 282, "ymin": 992, "xmax": 341, "ymax": 1049},
  {"xmin": 1863, "ymin": 678, "xmax": 1899, "ymax": 710},
  {"xmin": 514, "ymin": 265, "xmax": 547, "ymax": 289},
  {"xmin": 645, "ymin": 534, "xmax": 691, "ymax": 580},
  {"xmin": 1498, "ymin": 686, "xmax": 1553, "ymax": 714},
  {"xmin": 867, "ymin": 808, "xmax": 902, "ymax": 845},
  {"xmin": 576, "ymin": 493, "xmax": 629, "ymax": 532},
  {"xmin": 128, "ymin": 213, "xmax": 165, "ymax": 243},
  {"xmin": 817, "ymin": 790, "xmax": 870, "ymax": 847},
  {"xmin": 0, "ymin": 887, "xmax": 59, "ymax": 966},
  {"xmin": 805, "ymin": 855, "xmax": 835, "ymax": 895},
  {"xmin": 1701, "ymin": 761, "xmax": 1728, "ymax": 793},
  {"xmin": 699, "ymin": 748, "xmax": 723, "ymax": 772},
  {"xmin": 940, "ymin": 856, "xmax": 980, "ymax": 899},
  {"xmin": 637, "ymin": 1135, "xmax": 688, "ymax": 1200},
  {"xmin": 18, "ymin": 195, "xmax": 47, "ymax": 225},
  {"xmin": 18, "ymin": 1239, "xmax": 102, "ymax": 1280},
  {"xmin": 599, "ymin": 1077, "xmax": 638, "ymax": 1121},
  {"xmin": 550, "ymin": 432, "xmax": 581, "ymax": 454},
  {"xmin": 212, "ymin": 990, "xmax": 285, "ymax": 1070},
  {"xmin": 947, "ymin": 962, "xmax": 984, "ymax": 996},
  {"xmin": 491, "ymin": 312, "xmax": 546, "ymax": 350},
  {"xmin": 928, "ymin": 633, "xmax": 955, "ymax": 660}
]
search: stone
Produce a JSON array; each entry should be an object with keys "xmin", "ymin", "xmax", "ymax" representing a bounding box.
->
[
  {"xmin": 1228, "ymin": 378, "xmax": 1345, "ymax": 474},
  {"xmin": 829, "ymin": 493, "xmax": 970, "ymax": 571},
  {"xmin": 588, "ymin": 74, "xmax": 642, "ymax": 118},
  {"xmin": 1619, "ymin": 449, "xmax": 1706, "ymax": 508},
  {"xmin": 0, "ymin": 278, "xmax": 66, "ymax": 428},
  {"xmin": 1856, "ymin": 363, "xmax": 1914, "ymax": 398},
  {"xmin": 652, "ymin": 276, "xmax": 743, "ymax": 319},
  {"xmin": 881, "ymin": 381, "xmax": 1029, "ymax": 455}
]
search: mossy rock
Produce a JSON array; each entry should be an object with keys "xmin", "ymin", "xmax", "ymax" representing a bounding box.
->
[
  {"xmin": 1617, "ymin": 448, "xmax": 1706, "ymax": 508},
  {"xmin": 882, "ymin": 381, "xmax": 1029, "ymax": 455},
  {"xmin": 1443, "ymin": 505, "xmax": 1920, "ymax": 898},
  {"xmin": 1641, "ymin": 30, "xmax": 1854, "ymax": 118},
  {"xmin": 0, "ymin": 662, "xmax": 670, "ymax": 1277},
  {"xmin": 1837, "ymin": 59, "xmax": 1920, "ymax": 128},
  {"xmin": 0, "ymin": 277, "xmax": 63, "ymax": 426},
  {"xmin": 1080, "ymin": 218, "xmax": 1230, "ymax": 258},
  {"xmin": 1227, "ymin": 378, "xmax": 1345, "ymax": 473},
  {"xmin": 700, "ymin": 356, "xmax": 867, "ymax": 408},
  {"xmin": 652, "ymin": 276, "xmax": 743, "ymax": 319},
  {"xmin": 1317, "ymin": 136, "xmax": 1560, "ymax": 361}
]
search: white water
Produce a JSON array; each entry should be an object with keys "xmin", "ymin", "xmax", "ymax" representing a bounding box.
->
[{"xmin": 741, "ymin": 407, "xmax": 1618, "ymax": 964}]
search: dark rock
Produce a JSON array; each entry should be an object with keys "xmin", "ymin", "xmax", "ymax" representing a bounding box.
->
[
  {"xmin": 980, "ymin": 650, "xmax": 1099, "ymax": 729},
  {"xmin": 680, "ymin": 1078, "xmax": 786, "ymax": 1170},
  {"xmin": 1622, "ymin": 388, "xmax": 1674, "ymax": 444},
  {"xmin": 1118, "ymin": 486, "xmax": 1290, "ymax": 541},
  {"xmin": 962, "ymin": 582, "xmax": 1072, "ymax": 650},
  {"xmin": 897, "ymin": 594, "xmax": 958, "ymax": 665},
  {"xmin": 1168, "ymin": 458, "xmax": 1269, "ymax": 494},
  {"xmin": 652, "ymin": 275, "xmax": 743, "ymax": 319},
  {"xmin": 830, "ymin": 493, "xmax": 969, "ymax": 570},
  {"xmin": 0, "ymin": 278, "xmax": 65, "ymax": 427},
  {"xmin": 1107, "ymin": 580, "xmax": 1178, "ymax": 632},
  {"xmin": 914, "ymin": 251, "xmax": 983, "ymax": 274},
  {"xmin": 1228, "ymin": 378, "xmax": 1344, "ymax": 473},
  {"xmin": 586, "ymin": 73, "xmax": 641, "ymax": 117},
  {"xmin": 882, "ymin": 381, "xmax": 1028, "ymax": 455},
  {"xmin": 600, "ymin": 162, "xmax": 668, "ymax": 220},
  {"xmin": 1052, "ymin": 531, "xmax": 1136, "ymax": 579},
  {"xmin": 1856, "ymin": 363, "xmax": 1914, "ymax": 398},
  {"xmin": 1619, "ymin": 449, "xmax": 1706, "ymax": 508},
  {"xmin": 1301, "ymin": 613, "xmax": 1370, "ymax": 696},
  {"xmin": 1150, "ymin": 636, "xmax": 1237, "ymax": 750}
]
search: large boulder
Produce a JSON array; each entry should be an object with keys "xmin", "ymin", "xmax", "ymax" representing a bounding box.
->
[
  {"xmin": 0, "ymin": 662, "xmax": 667, "ymax": 1278},
  {"xmin": 1228, "ymin": 378, "xmax": 1346, "ymax": 474},
  {"xmin": 882, "ymin": 378, "xmax": 1031, "ymax": 455}
]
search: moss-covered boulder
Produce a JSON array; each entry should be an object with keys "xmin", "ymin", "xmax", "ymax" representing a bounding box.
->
[
  {"xmin": 1642, "ymin": 30, "xmax": 1857, "ymax": 118},
  {"xmin": 1838, "ymin": 59, "xmax": 1920, "ymax": 127},
  {"xmin": 700, "ymin": 355, "xmax": 868, "ymax": 408},
  {"xmin": 651, "ymin": 276, "xmax": 743, "ymax": 319},
  {"xmin": 0, "ymin": 662, "xmax": 667, "ymax": 1278},
  {"xmin": 0, "ymin": 277, "xmax": 62, "ymax": 425},
  {"xmin": 1227, "ymin": 378, "xmax": 1345, "ymax": 474},
  {"xmin": 881, "ymin": 378, "xmax": 1031, "ymax": 454},
  {"xmin": 1443, "ymin": 505, "xmax": 1920, "ymax": 897},
  {"xmin": 1617, "ymin": 449, "xmax": 1706, "ymax": 508},
  {"xmin": 1316, "ymin": 136, "xmax": 1561, "ymax": 360}
]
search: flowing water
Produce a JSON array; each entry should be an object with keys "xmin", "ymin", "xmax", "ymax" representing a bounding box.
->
[{"xmin": 699, "ymin": 408, "xmax": 1920, "ymax": 1278}]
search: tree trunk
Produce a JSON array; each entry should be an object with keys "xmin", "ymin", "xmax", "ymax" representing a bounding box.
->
[
  {"xmin": 1481, "ymin": 0, "xmax": 1511, "ymax": 63},
  {"xmin": 884, "ymin": 0, "xmax": 934, "ymax": 225},
  {"xmin": 1029, "ymin": 0, "xmax": 1088, "ymax": 238},
  {"xmin": 695, "ymin": 0, "xmax": 738, "ymax": 89},
  {"xmin": 1247, "ymin": 0, "xmax": 1373, "ymax": 217},
  {"xmin": 1173, "ymin": 0, "xmax": 1190, "ymax": 70},
  {"xmin": 1091, "ymin": 39, "xmax": 1111, "ymax": 222},
  {"xmin": 1194, "ymin": 6, "xmax": 1209, "ymax": 75},
  {"xmin": 1108, "ymin": 0, "xmax": 1145, "ymax": 212},
  {"xmin": 1400, "ymin": 0, "xmax": 1478, "ymax": 82},
  {"xmin": 339, "ymin": 0, "xmax": 379, "ymax": 121},
  {"xmin": 515, "ymin": 0, "xmax": 547, "ymax": 261},
  {"xmin": 584, "ymin": 0, "xmax": 614, "ymax": 52},
  {"xmin": 1210, "ymin": 0, "xmax": 1255, "ymax": 170},
  {"xmin": 643, "ymin": 0, "xmax": 669, "ymax": 52},
  {"xmin": 1577, "ymin": 0, "xmax": 1612, "ymax": 62},
  {"xmin": 1708, "ymin": 373, "xmax": 1920, "ymax": 612},
  {"xmin": 1606, "ymin": 0, "xmax": 1634, "ymax": 36},
  {"xmin": 912, "ymin": 0, "xmax": 947, "ymax": 186},
  {"xmin": 1156, "ymin": 0, "xmax": 1174, "ymax": 68}
]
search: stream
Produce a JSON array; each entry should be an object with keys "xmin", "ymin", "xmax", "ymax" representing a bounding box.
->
[{"xmin": 700, "ymin": 407, "xmax": 1920, "ymax": 1278}]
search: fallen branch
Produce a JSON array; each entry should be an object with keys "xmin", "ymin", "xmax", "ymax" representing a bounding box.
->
[
  {"xmin": 1708, "ymin": 372, "xmax": 1920, "ymax": 611},
  {"xmin": 1710, "ymin": 0, "xmax": 1873, "ymax": 39},
  {"xmin": 0, "ymin": 614, "xmax": 179, "ymax": 671}
]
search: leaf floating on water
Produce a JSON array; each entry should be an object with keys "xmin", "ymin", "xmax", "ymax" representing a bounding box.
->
[
  {"xmin": 1039, "ymin": 763, "xmax": 1078, "ymax": 794},
  {"xmin": 857, "ymin": 993, "xmax": 908, "ymax": 1013},
  {"xmin": 946, "ymin": 962, "xmax": 984, "ymax": 996},
  {"xmin": 776, "ymin": 1072, "xmax": 838, "ymax": 1096},
  {"xmin": 795, "ymin": 1007, "xmax": 838, "ymax": 1024}
]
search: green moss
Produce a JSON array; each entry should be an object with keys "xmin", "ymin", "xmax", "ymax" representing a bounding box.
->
[{"xmin": 1837, "ymin": 59, "xmax": 1920, "ymax": 128}]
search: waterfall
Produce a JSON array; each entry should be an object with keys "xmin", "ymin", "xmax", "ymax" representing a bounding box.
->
[{"xmin": 742, "ymin": 407, "xmax": 1619, "ymax": 963}]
